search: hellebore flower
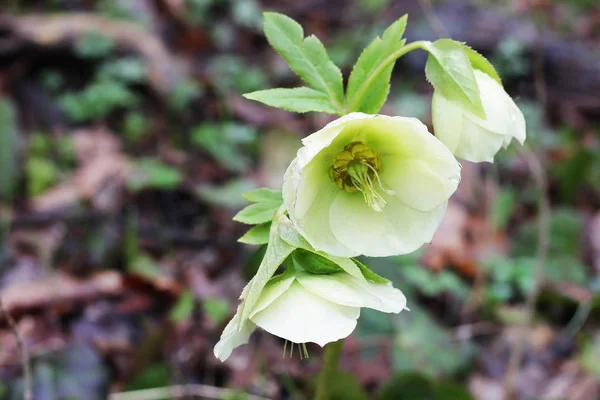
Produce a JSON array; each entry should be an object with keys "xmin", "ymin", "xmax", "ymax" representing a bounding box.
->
[
  {"xmin": 431, "ymin": 69, "xmax": 526, "ymax": 163},
  {"xmin": 213, "ymin": 267, "xmax": 407, "ymax": 362},
  {"xmin": 282, "ymin": 112, "xmax": 461, "ymax": 258}
]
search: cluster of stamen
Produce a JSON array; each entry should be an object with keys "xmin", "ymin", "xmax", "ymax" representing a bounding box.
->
[
  {"xmin": 283, "ymin": 340, "xmax": 310, "ymax": 359},
  {"xmin": 329, "ymin": 141, "xmax": 394, "ymax": 212}
]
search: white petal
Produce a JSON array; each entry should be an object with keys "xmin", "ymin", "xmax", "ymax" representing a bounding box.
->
[
  {"xmin": 381, "ymin": 157, "xmax": 460, "ymax": 212},
  {"xmin": 507, "ymin": 99, "xmax": 526, "ymax": 145},
  {"xmin": 214, "ymin": 313, "xmax": 256, "ymax": 362},
  {"xmin": 455, "ymin": 116, "xmax": 506, "ymax": 163},
  {"xmin": 329, "ymin": 191, "xmax": 447, "ymax": 257},
  {"xmin": 296, "ymin": 271, "xmax": 407, "ymax": 313},
  {"xmin": 250, "ymin": 281, "xmax": 359, "ymax": 347},
  {"xmin": 249, "ymin": 275, "xmax": 295, "ymax": 317},
  {"xmin": 431, "ymin": 91, "xmax": 463, "ymax": 154}
]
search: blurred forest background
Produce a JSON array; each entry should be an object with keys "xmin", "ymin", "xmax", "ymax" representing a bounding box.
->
[{"xmin": 0, "ymin": 0, "xmax": 600, "ymax": 399}]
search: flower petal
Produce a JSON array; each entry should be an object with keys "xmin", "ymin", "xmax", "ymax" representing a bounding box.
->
[
  {"xmin": 381, "ymin": 157, "xmax": 460, "ymax": 212},
  {"xmin": 249, "ymin": 275, "xmax": 295, "ymax": 317},
  {"xmin": 250, "ymin": 281, "xmax": 359, "ymax": 347},
  {"xmin": 329, "ymin": 191, "xmax": 447, "ymax": 257},
  {"xmin": 214, "ymin": 314, "xmax": 256, "ymax": 362},
  {"xmin": 296, "ymin": 271, "xmax": 407, "ymax": 313}
]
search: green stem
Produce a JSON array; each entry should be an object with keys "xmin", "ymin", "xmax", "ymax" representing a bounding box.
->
[
  {"xmin": 314, "ymin": 339, "xmax": 344, "ymax": 400},
  {"xmin": 345, "ymin": 40, "xmax": 431, "ymax": 113}
]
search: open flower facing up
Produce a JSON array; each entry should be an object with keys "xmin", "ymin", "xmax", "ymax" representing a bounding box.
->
[
  {"xmin": 431, "ymin": 70, "xmax": 526, "ymax": 163},
  {"xmin": 283, "ymin": 113, "xmax": 461, "ymax": 258},
  {"xmin": 213, "ymin": 265, "xmax": 407, "ymax": 362}
]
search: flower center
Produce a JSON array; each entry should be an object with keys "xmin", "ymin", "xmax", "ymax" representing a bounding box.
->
[{"xmin": 329, "ymin": 141, "xmax": 394, "ymax": 212}]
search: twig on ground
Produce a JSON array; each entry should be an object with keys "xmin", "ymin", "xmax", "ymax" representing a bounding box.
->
[
  {"xmin": 108, "ymin": 384, "xmax": 270, "ymax": 400},
  {"xmin": 0, "ymin": 297, "xmax": 33, "ymax": 400}
]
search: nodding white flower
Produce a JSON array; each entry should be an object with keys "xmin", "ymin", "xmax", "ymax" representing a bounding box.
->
[
  {"xmin": 432, "ymin": 70, "xmax": 526, "ymax": 163},
  {"xmin": 213, "ymin": 268, "xmax": 407, "ymax": 362},
  {"xmin": 282, "ymin": 112, "xmax": 461, "ymax": 258}
]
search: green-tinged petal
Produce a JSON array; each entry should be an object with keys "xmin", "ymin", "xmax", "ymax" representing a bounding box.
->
[
  {"xmin": 250, "ymin": 281, "xmax": 359, "ymax": 347},
  {"xmin": 249, "ymin": 275, "xmax": 295, "ymax": 317},
  {"xmin": 329, "ymin": 191, "xmax": 447, "ymax": 257},
  {"xmin": 296, "ymin": 271, "xmax": 407, "ymax": 313},
  {"xmin": 381, "ymin": 157, "xmax": 459, "ymax": 212},
  {"xmin": 213, "ymin": 308, "xmax": 256, "ymax": 362},
  {"xmin": 431, "ymin": 91, "xmax": 462, "ymax": 153}
]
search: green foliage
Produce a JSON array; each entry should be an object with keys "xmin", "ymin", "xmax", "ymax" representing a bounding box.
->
[
  {"xmin": 196, "ymin": 178, "xmax": 256, "ymax": 208},
  {"xmin": 292, "ymin": 249, "xmax": 344, "ymax": 274},
  {"xmin": 59, "ymin": 80, "xmax": 138, "ymax": 122},
  {"xmin": 125, "ymin": 363, "xmax": 169, "ymax": 390},
  {"xmin": 400, "ymin": 264, "xmax": 470, "ymax": 299},
  {"xmin": 492, "ymin": 37, "xmax": 529, "ymax": 79},
  {"xmin": 203, "ymin": 297, "xmax": 230, "ymax": 325},
  {"xmin": 378, "ymin": 373, "xmax": 473, "ymax": 400},
  {"xmin": 26, "ymin": 157, "xmax": 59, "ymax": 197},
  {"xmin": 425, "ymin": 39, "xmax": 485, "ymax": 118},
  {"xmin": 168, "ymin": 79, "xmax": 204, "ymax": 111},
  {"xmin": 353, "ymin": 258, "xmax": 389, "ymax": 284},
  {"xmin": 122, "ymin": 112, "xmax": 149, "ymax": 142},
  {"xmin": 127, "ymin": 158, "xmax": 182, "ymax": 192},
  {"xmin": 346, "ymin": 16, "xmax": 407, "ymax": 114},
  {"xmin": 464, "ymin": 46, "xmax": 502, "ymax": 84},
  {"xmin": 75, "ymin": 33, "xmax": 115, "ymax": 59},
  {"xmin": 98, "ymin": 58, "xmax": 147, "ymax": 83},
  {"xmin": 129, "ymin": 253, "xmax": 161, "ymax": 278},
  {"xmin": 231, "ymin": 0, "xmax": 263, "ymax": 31},
  {"xmin": 170, "ymin": 290, "xmax": 196, "ymax": 322},
  {"xmin": 191, "ymin": 123, "xmax": 257, "ymax": 172},
  {"xmin": 209, "ymin": 55, "xmax": 266, "ymax": 94},
  {"xmin": 39, "ymin": 69, "xmax": 64, "ymax": 92},
  {"xmin": 393, "ymin": 310, "xmax": 473, "ymax": 376},
  {"xmin": 244, "ymin": 87, "xmax": 339, "ymax": 114},
  {"xmin": 252, "ymin": 12, "xmax": 345, "ymax": 114},
  {"xmin": 329, "ymin": 371, "xmax": 369, "ymax": 400},
  {"xmin": 491, "ymin": 188, "xmax": 516, "ymax": 231},
  {"xmin": 233, "ymin": 187, "xmax": 283, "ymax": 224},
  {"xmin": 239, "ymin": 223, "xmax": 271, "ymax": 245},
  {"xmin": 0, "ymin": 99, "xmax": 19, "ymax": 199}
]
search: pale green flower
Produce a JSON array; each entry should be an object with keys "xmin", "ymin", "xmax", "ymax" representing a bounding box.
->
[
  {"xmin": 213, "ymin": 267, "xmax": 407, "ymax": 362},
  {"xmin": 282, "ymin": 112, "xmax": 461, "ymax": 258},
  {"xmin": 432, "ymin": 70, "xmax": 526, "ymax": 163}
]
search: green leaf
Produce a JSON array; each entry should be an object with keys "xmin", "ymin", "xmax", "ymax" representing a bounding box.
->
[
  {"xmin": 242, "ymin": 187, "xmax": 283, "ymax": 203},
  {"xmin": 239, "ymin": 223, "xmax": 271, "ymax": 245},
  {"xmin": 127, "ymin": 158, "xmax": 182, "ymax": 192},
  {"xmin": 262, "ymin": 12, "xmax": 344, "ymax": 112},
  {"xmin": 234, "ymin": 202, "xmax": 280, "ymax": 224},
  {"xmin": 346, "ymin": 16, "xmax": 407, "ymax": 114},
  {"xmin": 203, "ymin": 297, "xmax": 230, "ymax": 325},
  {"xmin": 244, "ymin": 87, "xmax": 339, "ymax": 114},
  {"xmin": 0, "ymin": 99, "xmax": 19, "ymax": 199},
  {"xmin": 353, "ymin": 258, "xmax": 389, "ymax": 284},
  {"xmin": 425, "ymin": 39, "xmax": 485, "ymax": 118},
  {"xmin": 191, "ymin": 123, "xmax": 257, "ymax": 172},
  {"xmin": 463, "ymin": 46, "xmax": 502, "ymax": 85},
  {"xmin": 292, "ymin": 249, "xmax": 343, "ymax": 274},
  {"xmin": 170, "ymin": 289, "xmax": 195, "ymax": 322}
]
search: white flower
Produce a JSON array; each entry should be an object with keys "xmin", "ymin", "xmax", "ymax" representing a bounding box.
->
[
  {"xmin": 213, "ymin": 268, "xmax": 407, "ymax": 362},
  {"xmin": 432, "ymin": 70, "xmax": 526, "ymax": 163},
  {"xmin": 282, "ymin": 112, "xmax": 461, "ymax": 258}
]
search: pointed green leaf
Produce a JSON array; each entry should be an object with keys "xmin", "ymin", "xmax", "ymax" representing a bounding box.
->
[
  {"xmin": 244, "ymin": 87, "xmax": 339, "ymax": 114},
  {"xmin": 463, "ymin": 46, "xmax": 502, "ymax": 85},
  {"xmin": 242, "ymin": 187, "xmax": 283, "ymax": 203},
  {"xmin": 233, "ymin": 202, "xmax": 280, "ymax": 224},
  {"xmin": 353, "ymin": 258, "xmax": 389, "ymax": 284},
  {"xmin": 292, "ymin": 249, "xmax": 344, "ymax": 274},
  {"xmin": 346, "ymin": 16, "xmax": 407, "ymax": 113},
  {"xmin": 239, "ymin": 223, "xmax": 271, "ymax": 245},
  {"xmin": 262, "ymin": 12, "xmax": 344, "ymax": 112},
  {"xmin": 425, "ymin": 39, "xmax": 485, "ymax": 118}
]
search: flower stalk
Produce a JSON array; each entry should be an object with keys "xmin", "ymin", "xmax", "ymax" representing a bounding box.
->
[{"xmin": 314, "ymin": 339, "xmax": 345, "ymax": 400}]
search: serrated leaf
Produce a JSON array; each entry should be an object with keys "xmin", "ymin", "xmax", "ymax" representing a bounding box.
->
[
  {"xmin": 425, "ymin": 39, "xmax": 485, "ymax": 118},
  {"xmin": 244, "ymin": 87, "xmax": 338, "ymax": 114},
  {"xmin": 346, "ymin": 16, "xmax": 407, "ymax": 114},
  {"xmin": 262, "ymin": 12, "xmax": 344, "ymax": 112},
  {"xmin": 463, "ymin": 46, "xmax": 502, "ymax": 85},
  {"xmin": 242, "ymin": 187, "xmax": 283, "ymax": 203},
  {"xmin": 233, "ymin": 201, "xmax": 280, "ymax": 224},
  {"xmin": 239, "ymin": 223, "xmax": 271, "ymax": 245},
  {"xmin": 353, "ymin": 258, "xmax": 389, "ymax": 284},
  {"xmin": 292, "ymin": 249, "xmax": 343, "ymax": 274}
]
